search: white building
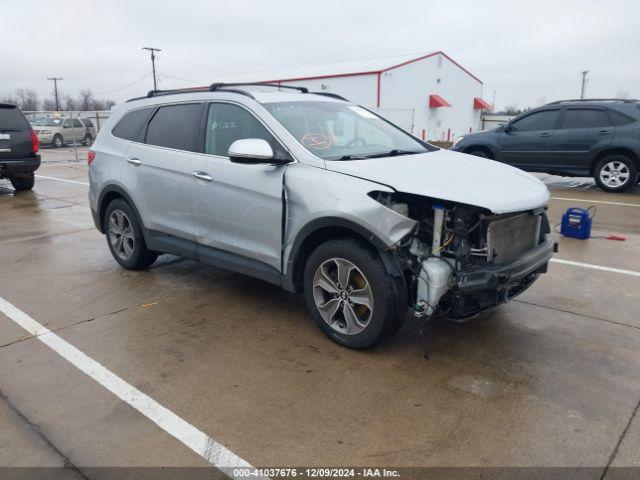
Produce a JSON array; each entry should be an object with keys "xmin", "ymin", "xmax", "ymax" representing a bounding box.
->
[{"xmin": 223, "ymin": 51, "xmax": 491, "ymax": 142}]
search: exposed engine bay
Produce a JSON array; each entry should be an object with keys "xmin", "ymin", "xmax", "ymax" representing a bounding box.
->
[{"xmin": 370, "ymin": 191, "xmax": 553, "ymax": 321}]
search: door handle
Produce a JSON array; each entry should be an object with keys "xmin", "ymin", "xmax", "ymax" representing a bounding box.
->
[
  {"xmin": 598, "ymin": 130, "xmax": 611, "ymax": 135},
  {"xmin": 539, "ymin": 132, "xmax": 551, "ymax": 137},
  {"xmin": 127, "ymin": 157, "xmax": 142, "ymax": 165},
  {"xmin": 193, "ymin": 171, "xmax": 214, "ymax": 182}
]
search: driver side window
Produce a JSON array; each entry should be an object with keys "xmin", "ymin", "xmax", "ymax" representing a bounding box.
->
[
  {"xmin": 205, "ymin": 103, "xmax": 277, "ymax": 157},
  {"xmin": 511, "ymin": 110, "xmax": 559, "ymax": 132}
]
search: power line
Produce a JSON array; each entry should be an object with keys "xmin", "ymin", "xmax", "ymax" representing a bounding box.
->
[
  {"xmin": 142, "ymin": 47, "xmax": 162, "ymax": 90},
  {"xmin": 94, "ymin": 72, "xmax": 152, "ymax": 95},
  {"xmin": 46, "ymin": 77, "xmax": 63, "ymax": 110}
]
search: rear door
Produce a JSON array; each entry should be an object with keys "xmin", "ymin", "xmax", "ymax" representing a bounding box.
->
[
  {"xmin": 551, "ymin": 108, "xmax": 613, "ymax": 173},
  {"xmin": 124, "ymin": 102, "xmax": 204, "ymax": 240},
  {"xmin": 0, "ymin": 105, "xmax": 32, "ymax": 161},
  {"xmin": 497, "ymin": 109, "xmax": 560, "ymax": 170}
]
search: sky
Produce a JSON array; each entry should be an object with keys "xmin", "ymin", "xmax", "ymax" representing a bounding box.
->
[{"xmin": 2, "ymin": 0, "xmax": 639, "ymax": 110}]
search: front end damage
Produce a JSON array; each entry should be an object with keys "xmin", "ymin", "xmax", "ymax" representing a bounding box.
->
[{"xmin": 370, "ymin": 191, "xmax": 556, "ymax": 320}]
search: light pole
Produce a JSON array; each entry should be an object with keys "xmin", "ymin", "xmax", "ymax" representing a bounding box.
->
[
  {"xmin": 580, "ymin": 70, "xmax": 589, "ymax": 99},
  {"xmin": 142, "ymin": 47, "xmax": 162, "ymax": 91},
  {"xmin": 47, "ymin": 77, "xmax": 63, "ymax": 110}
]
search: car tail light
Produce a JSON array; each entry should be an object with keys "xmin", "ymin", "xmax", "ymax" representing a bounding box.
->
[
  {"xmin": 30, "ymin": 129, "xmax": 39, "ymax": 153},
  {"xmin": 87, "ymin": 150, "xmax": 96, "ymax": 166}
]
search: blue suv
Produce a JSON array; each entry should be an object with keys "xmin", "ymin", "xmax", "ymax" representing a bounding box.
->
[{"xmin": 452, "ymin": 99, "xmax": 640, "ymax": 192}]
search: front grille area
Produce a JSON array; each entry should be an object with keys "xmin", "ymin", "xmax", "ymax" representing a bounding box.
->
[{"xmin": 486, "ymin": 212, "xmax": 542, "ymax": 264}]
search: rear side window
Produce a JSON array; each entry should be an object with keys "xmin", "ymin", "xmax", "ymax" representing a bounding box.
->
[
  {"xmin": 608, "ymin": 109, "xmax": 635, "ymax": 126},
  {"xmin": 561, "ymin": 109, "xmax": 609, "ymax": 129},
  {"xmin": 112, "ymin": 107, "xmax": 155, "ymax": 142},
  {"xmin": 81, "ymin": 118, "xmax": 94, "ymax": 127},
  {"xmin": 205, "ymin": 103, "xmax": 276, "ymax": 157},
  {"xmin": 511, "ymin": 110, "xmax": 559, "ymax": 132},
  {"xmin": 145, "ymin": 103, "xmax": 202, "ymax": 151},
  {"xmin": 0, "ymin": 106, "xmax": 29, "ymax": 130}
]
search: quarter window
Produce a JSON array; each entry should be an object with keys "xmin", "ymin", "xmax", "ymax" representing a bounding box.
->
[
  {"xmin": 145, "ymin": 103, "xmax": 202, "ymax": 152},
  {"xmin": 205, "ymin": 103, "xmax": 277, "ymax": 157},
  {"xmin": 608, "ymin": 110, "xmax": 634, "ymax": 126},
  {"xmin": 561, "ymin": 109, "xmax": 609, "ymax": 129},
  {"xmin": 511, "ymin": 110, "xmax": 559, "ymax": 132},
  {"xmin": 112, "ymin": 107, "xmax": 155, "ymax": 142}
]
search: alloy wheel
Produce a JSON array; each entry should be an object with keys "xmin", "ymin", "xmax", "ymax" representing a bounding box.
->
[
  {"xmin": 600, "ymin": 161, "xmax": 630, "ymax": 188},
  {"xmin": 312, "ymin": 258, "xmax": 374, "ymax": 335},
  {"xmin": 108, "ymin": 209, "xmax": 135, "ymax": 260}
]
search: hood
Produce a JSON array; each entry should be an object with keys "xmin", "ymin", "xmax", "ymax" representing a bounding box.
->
[{"xmin": 324, "ymin": 149, "xmax": 550, "ymax": 214}]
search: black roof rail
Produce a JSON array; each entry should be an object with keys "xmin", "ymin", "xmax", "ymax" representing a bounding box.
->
[
  {"xmin": 209, "ymin": 82, "xmax": 308, "ymax": 93},
  {"xmin": 547, "ymin": 98, "xmax": 639, "ymax": 105},
  {"xmin": 309, "ymin": 92, "xmax": 349, "ymax": 101}
]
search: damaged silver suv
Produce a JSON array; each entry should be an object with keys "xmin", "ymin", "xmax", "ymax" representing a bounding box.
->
[{"xmin": 88, "ymin": 83, "xmax": 555, "ymax": 349}]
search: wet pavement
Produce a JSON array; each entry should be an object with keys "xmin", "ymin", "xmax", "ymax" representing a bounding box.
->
[{"xmin": 1, "ymin": 148, "xmax": 639, "ymax": 477}]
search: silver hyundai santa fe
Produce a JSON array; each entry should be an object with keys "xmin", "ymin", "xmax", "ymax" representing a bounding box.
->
[{"xmin": 88, "ymin": 83, "xmax": 555, "ymax": 349}]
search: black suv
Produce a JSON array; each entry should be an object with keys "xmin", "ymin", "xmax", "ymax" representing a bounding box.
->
[
  {"xmin": 0, "ymin": 103, "xmax": 40, "ymax": 192},
  {"xmin": 452, "ymin": 99, "xmax": 640, "ymax": 192}
]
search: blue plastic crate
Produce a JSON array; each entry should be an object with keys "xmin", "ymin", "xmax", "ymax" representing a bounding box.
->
[{"xmin": 560, "ymin": 208, "xmax": 592, "ymax": 240}]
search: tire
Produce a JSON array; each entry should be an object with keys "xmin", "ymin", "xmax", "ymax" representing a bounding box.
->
[
  {"xmin": 83, "ymin": 134, "xmax": 92, "ymax": 146},
  {"xmin": 466, "ymin": 149, "xmax": 490, "ymax": 158},
  {"xmin": 303, "ymin": 238, "xmax": 406, "ymax": 349},
  {"xmin": 594, "ymin": 155, "xmax": 637, "ymax": 192},
  {"xmin": 52, "ymin": 134, "xmax": 64, "ymax": 148},
  {"xmin": 104, "ymin": 198, "xmax": 158, "ymax": 270},
  {"xmin": 11, "ymin": 173, "xmax": 35, "ymax": 192}
]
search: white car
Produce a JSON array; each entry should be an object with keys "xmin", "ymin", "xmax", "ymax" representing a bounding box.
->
[{"xmin": 88, "ymin": 83, "xmax": 555, "ymax": 349}]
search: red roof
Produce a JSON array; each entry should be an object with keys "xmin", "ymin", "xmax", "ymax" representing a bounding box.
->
[
  {"xmin": 474, "ymin": 97, "xmax": 492, "ymax": 110},
  {"xmin": 429, "ymin": 94, "xmax": 452, "ymax": 108}
]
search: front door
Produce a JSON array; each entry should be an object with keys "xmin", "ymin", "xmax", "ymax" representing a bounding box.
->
[
  {"xmin": 125, "ymin": 102, "xmax": 203, "ymax": 240},
  {"xmin": 191, "ymin": 102, "xmax": 287, "ymax": 271},
  {"xmin": 497, "ymin": 109, "xmax": 560, "ymax": 170}
]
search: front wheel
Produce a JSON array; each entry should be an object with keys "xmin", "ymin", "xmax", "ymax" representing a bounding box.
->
[
  {"xmin": 594, "ymin": 155, "xmax": 637, "ymax": 192},
  {"xmin": 303, "ymin": 239, "xmax": 406, "ymax": 349},
  {"xmin": 11, "ymin": 173, "xmax": 35, "ymax": 192},
  {"xmin": 83, "ymin": 134, "xmax": 92, "ymax": 146},
  {"xmin": 52, "ymin": 134, "xmax": 63, "ymax": 148},
  {"xmin": 104, "ymin": 198, "xmax": 158, "ymax": 270},
  {"xmin": 466, "ymin": 149, "xmax": 490, "ymax": 158}
]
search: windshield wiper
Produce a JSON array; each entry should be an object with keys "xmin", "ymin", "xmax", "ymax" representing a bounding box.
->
[
  {"xmin": 334, "ymin": 154, "xmax": 365, "ymax": 161},
  {"xmin": 364, "ymin": 149, "xmax": 424, "ymax": 159}
]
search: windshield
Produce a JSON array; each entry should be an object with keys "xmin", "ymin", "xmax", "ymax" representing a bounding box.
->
[
  {"xmin": 33, "ymin": 118, "xmax": 63, "ymax": 127},
  {"xmin": 264, "ymin": 101, "xmax": 435, "ymax": 160}
]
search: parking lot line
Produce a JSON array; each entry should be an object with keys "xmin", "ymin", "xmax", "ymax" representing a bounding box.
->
[
  {"xmin": 551, "ymin": 196, "xmax": 640, "ymax": 208},
  {"xmin": 551, "ymin": 258, "xmax": 640, "ymax": 277},
  {"xmin": 35, "ymin": 175, "xmax": 89, "ymax": 186},
  {"xmin": 0, "ymin": 296, "xmax": 257, "ymax": 478}
]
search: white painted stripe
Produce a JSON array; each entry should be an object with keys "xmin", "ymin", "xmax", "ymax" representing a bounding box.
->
[
  {"xmin": 551, "ymin": 196, "xmax": 640, "ymax": 208},
  {"xmin": 0, "ymin": 296, "xmax": 262, "ymax": 479},
  {"xmin": 551, "ymin": 258, "xmax": 640, "ymax": 277},
  {"xmin": 35, "ymin": 175, "xmax": 89, "ymax": 186},
  {"xmin": 40, "ymin": 163, "xmax": 88, "ymax": 168}
]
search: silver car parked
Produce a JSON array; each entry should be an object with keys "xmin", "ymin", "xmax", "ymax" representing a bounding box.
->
[{"xmin": 88, "ymin": 83, "xmax": 555, "ymax": 349}]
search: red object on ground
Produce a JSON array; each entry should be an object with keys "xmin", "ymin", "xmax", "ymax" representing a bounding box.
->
[
  {"xmin": 474, "ymin": 97, "xmax": 493, "ymax": 110},
  {"xmin": 606, "ymin": 235, "xmax": 626, "ymax": 241},
  {"xmin": 429, "ymin": 94, "xmax": 451, "ymax": 108}
]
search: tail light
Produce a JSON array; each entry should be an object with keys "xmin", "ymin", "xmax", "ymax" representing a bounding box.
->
[
  {"xmin": 87, "ymin": 150, "xmax": 96, "ymax": 166},
  {"xmin": 30, "ymin": 129, "xmax": 39, "ymax": 153}
]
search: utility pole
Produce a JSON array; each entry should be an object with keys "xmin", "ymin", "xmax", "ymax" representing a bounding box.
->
[
  {"xmin": 142, "ymin": 47, "xmax": 162, "ymax": 91},
  {"xmin": 47, "ymin": 77, "xmax": 63, "ymax": 110},
  {"xmin": 580, "ymin": 70, "xmax": 589, "ymax": 99}
]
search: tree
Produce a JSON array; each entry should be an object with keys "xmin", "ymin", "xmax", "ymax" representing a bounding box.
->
[
  {"xmin": 616, "ymin": 89, "xmax": 630, "ymax": 99},
  {"xmin": 502, "ymin": 104, "xmax": 522, "ymax": 115},
  {"xmin": 42, "ymin": 98, "xmax": 57, "ymax": 111}
]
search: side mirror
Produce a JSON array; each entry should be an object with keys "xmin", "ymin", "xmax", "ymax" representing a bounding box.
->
[
  {"xmin": 503, "ymin": 123, "xmax": 512, "ymax": 133},
  {"xmin": 228, "ymin": 138, "xmax": 291, "ymax": 165}
]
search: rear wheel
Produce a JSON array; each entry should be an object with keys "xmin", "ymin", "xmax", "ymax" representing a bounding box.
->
[
  {"xmin": 303, "ymin": 239, "xmax": 406, "ymax": 349},
  {"xmin": 104, "ymin": 198, "xmax": 158, "ymax": 270},
  {"xmin": 83, "ymin": 133, "xmax": 92, "ymax": 146},
  {"xmin": 11, "ymin": 173, "xmax": 35, "ymax": 192},
  {"xmin": 594, "ymin": 155, "xmax": 637, "ymax": 192}
]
